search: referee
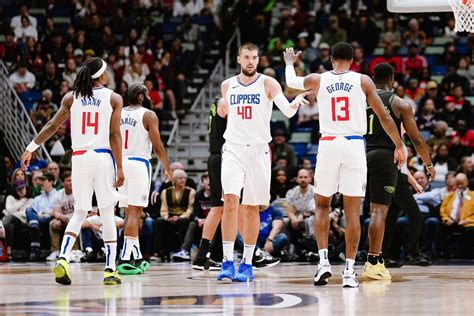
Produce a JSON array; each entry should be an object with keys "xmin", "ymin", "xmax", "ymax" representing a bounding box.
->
[{"xmin": 363, "ymin": 63, "xmax": 435, "ymax": 280}]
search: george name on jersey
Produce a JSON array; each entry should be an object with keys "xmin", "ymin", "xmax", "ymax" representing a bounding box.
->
[
  {"xmin": 80, "ymin": 97, "xmax": 102, "ymax": 107},
  {"xmin": 229, "ymin": 94, "xmax": 260, "ymax": 105},
  {"xmin": 326, "ymin": 82, "xmax": 354, "ymax": 94},
  {"xmin": 121, "ymin": 117, "xmax": 137, "ymax": 127}
]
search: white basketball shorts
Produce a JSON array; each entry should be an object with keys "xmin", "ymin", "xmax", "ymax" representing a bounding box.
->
[
  {"xmin": 118, "ymin": 156, "xmax": 151, "ymax": 208},
  {"xmin": 71, "ymin": 149, "xmax": 122, "ymax": 211},
  {"xmin": 314, "ymin": 135, "xmax": 367, "ymax": 197},
  {"xmin": 221, "ymin": 141, "xmax": 271, "ymax": 206}
]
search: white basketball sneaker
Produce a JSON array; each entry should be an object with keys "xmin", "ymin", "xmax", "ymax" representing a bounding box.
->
[
  {"xmin": 342, "ymin": 270, "xmax": 359, "ymax": 288},
  {"xmin": 313, "ymin": 263, "xmax": 332, "ymax": 286}
]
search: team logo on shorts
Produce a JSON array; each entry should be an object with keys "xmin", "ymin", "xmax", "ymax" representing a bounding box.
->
[
  {"xmin": 141, "ymin": 194, "xmax": 148, "ymax": 203},
  {"xmin": 362, "ymin": 183, "xmax": 366, "ymax": 192},
  {"xmin": 384, "ymin": 186, "xmax": 396, "ymax": 194}
]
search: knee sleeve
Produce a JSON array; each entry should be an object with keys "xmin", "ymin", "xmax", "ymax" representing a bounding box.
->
[
  {"xmin": 100, "ymin": 205, "xmax": 117, "ymax": 242},
  {"xmin": 65, "ymin": 209, "xmax": 88, "ymax": 236}
]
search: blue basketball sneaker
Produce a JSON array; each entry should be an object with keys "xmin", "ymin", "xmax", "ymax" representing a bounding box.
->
[
  {"xmin": 233, "ymin": 263, "xmax": 254, "ymax": 282},
  {"xmin": 216, "ymin": 261, "xmax": 235, "ymax": 282}
]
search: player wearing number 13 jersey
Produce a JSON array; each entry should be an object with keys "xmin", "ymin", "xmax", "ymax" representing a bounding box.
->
[
  {"xmin": 21, "ymin": 57, "xmax": 124, "ymax": 286},
  {"xmin": 284, "ymin": 42, "xmax": 406, "ymax": 288},
  {"xmin": 216, "ymin": 42, "xmax": 310, "ymax": 283}
]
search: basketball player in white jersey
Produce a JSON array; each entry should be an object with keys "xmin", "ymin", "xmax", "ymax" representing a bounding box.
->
[
  {"xmin": 216, "ymin": 42, "xmax": 310, "ymax": 282},
  {"xmin": 117, "ymin": 83, "xmax": 172, "ymax": 275},
  {"xmin": 284, "ymin": 42, "xmax": 406, "ymax": 287},
  {"xmin": 21, "ymin": 57, "xmax": 124, "ymax": 285}
]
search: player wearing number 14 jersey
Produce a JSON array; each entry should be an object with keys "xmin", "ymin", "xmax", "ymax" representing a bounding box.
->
[
  {"xmin": 21, "ymin": 57, "xmax": 124, "ymax": 286},
  {"xmin": 284, "ymin": 42, "xmax": 406, "ymax": 288}
]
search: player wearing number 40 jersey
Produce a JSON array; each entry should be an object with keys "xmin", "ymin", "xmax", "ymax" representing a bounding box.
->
[
  {"xmin": 284, "ymin": 42, "xmax": 406, "ymax": 288},
  {"xmin": 216, "ymin": 42, "xmax": 310, "ymax": 283},
  {"xmin": 117, "ymin": 84, "xmax": 172, "ymax": 275},
  {"xmin": 21, "ymin": 57, "xmax": 124, "ymax": 285}
]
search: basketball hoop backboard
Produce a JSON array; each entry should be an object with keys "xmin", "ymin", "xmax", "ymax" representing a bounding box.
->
[{"xmin": 387, "ymin": 0, "xmax": 451, "ymax": 12}]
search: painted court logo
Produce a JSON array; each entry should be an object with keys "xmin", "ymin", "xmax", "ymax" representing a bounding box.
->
[{"xmin": 384, "ymin": 186, "xmax": 396, "ymax": 194}]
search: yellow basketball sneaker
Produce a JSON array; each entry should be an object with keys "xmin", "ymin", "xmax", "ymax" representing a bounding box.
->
[
  {"xmin": 362, "ymin": 261, "xmax": 392, "ymax": 280},
  {"xmin": 104, "ymin": 269, "xmax": 122, "ymax": 285},
  {"xmin": 54, "ymin": 258, "xmax": 72, "ymax": 285}
]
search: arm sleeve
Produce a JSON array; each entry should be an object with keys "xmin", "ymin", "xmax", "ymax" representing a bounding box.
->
[
  {"xmin": 285, "ymin": 65, "xmax": 305, "ymax": 90},
  {"xmin": 273, "ymin": 93, "xmax": 298, "ymax": 118}
]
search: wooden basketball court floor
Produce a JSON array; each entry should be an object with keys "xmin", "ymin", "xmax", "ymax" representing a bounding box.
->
[{"xmin": 0, "ymin": 262, "xmax": 472, "ymax": 315}]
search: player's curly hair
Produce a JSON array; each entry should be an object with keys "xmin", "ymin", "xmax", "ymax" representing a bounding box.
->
[
  {"xmin": 331, "ymin": 42, "xmax": 354, "ymax": 61},
  {"xmin": 127, "ymin": 83, "xmax": 147, "ymax": 105},
  {"xmin": 73, "ymin": 57, "xmax": 104, "ymax": 98}
]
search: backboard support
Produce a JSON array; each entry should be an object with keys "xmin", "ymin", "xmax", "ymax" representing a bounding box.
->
[{"xmin": 387, "ymin": 0, "xmax": 452, "ymax": 12}]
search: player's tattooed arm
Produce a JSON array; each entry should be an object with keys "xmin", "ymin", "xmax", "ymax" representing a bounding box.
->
[
  {"xmin": 395, "ymin": 96, "xmax": 435, "ymax": 180},
  {"xmin": 362, "ymin": 75, "xmax": 406, "ymax": 168},
  {"xmin": 145, "ymin": 110, "xmax": 172, "ymax": 182},
  {"xmin": 33, "ymin": 92, "xmax": 72, "ymax": 145},
  {"xmin": 218, "ymin": 80, "xmax": 229, "ymax": 117},
  {"xmin": 21, "ymin": 92, "xmax": 72, "ymax": 170}
]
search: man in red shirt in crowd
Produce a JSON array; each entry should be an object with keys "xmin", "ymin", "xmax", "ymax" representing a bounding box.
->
[{"xmin": 403, "ymin": 43, "xmax": 428, "ymax": 78}]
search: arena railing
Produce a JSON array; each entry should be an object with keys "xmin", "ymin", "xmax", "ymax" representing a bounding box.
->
[{"xmin": 0, "ymin": 60, "xmax": 52, "ymax": 163}]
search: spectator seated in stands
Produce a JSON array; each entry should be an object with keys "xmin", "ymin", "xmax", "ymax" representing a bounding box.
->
[
  {"xmin": 403, "ymin": 18, "xmax": 428, "ymax": 48},
  {"xmin": 156, "ymin": 169, "xmax": 196, "ymax": 262},
  {"xmin": 270, "ymin": 129, "xmax": 297, "ymax": 170},
  {"xmin": 427, "ymin": 121, "xmax": 450, "ymax": 152},
  {"xmin": 173, "ymin": 171, "xmax": 211, "ymax": 261},
  {"xmin": 285, "ymin": 168, "xmax": 316, "ymax": 254},
  {"xmin": 310, "ymin": 42, "xmax": 332, "ymax": 73},
  {"xmin": 417, "ymin": 99, "xmax": 438, "ymax": 133},
  {"xmin": 25, "ymin": 173, "xmax": 57, "ymax": 261},
  {"xmin": 321, "ymin": 15, "xmax": 347, "ymax": 47},
  {"xmin": 439, "ymin": 96, "xmax": 462, "ymax": 128},
  {"xmin": 8, "ymin": 62, "xmax": 36, "ymax": 93},
  {"xmin": 62, "ymin": 58, "xmax": 78, "ymax": 88},
  {"xmin": 10, "ymin": 4, "xmax": 37, "ymax": 30},
  {"xmin": 431, "ymin": 144, "xmax": 458, "ymax": 182},
  {"xmin": 450, "ymin": 120, "xmax": 474, "ymax": 160},
  {"xmin": 440, "ymin": 173, "xmax": 474, "ymax": 258},
  {"xmin": 458, "ymin": 156, "xmax": 474, "ymax": 189},
  {"xmin": 13, "ymin": 16, "xmax": 38, "ymax": 42},
  {"xmin": 2, "ymin": 180, "xmax": 34, "ymax": 260},
  {"xmin": 256, "ymin": 205, "xmax": 289, "ymax": 258},
  {"xmin": 270, "ymin": 167, "xmax": 294, "ymax": 203},
  {"xmin": 405, "ymin": 78, "xmax": 425, "ymax": 105},
  {"xmin": 159, "ymin": 162, "xmax": 197, "ymax": 193},
  {"xmin": 403, "ymin": 44, "xmax": 428, "ymax": 80},
  {"xmin": 379, "ymin": 17, "xmax": 401, "ymax": 49},
  {"xmin": 297, "ymin": 92, "xmax": 319, "ymax": 132},
  {"xmin": 47, "ymin": 172, "xmax": 75, "ymax": 261},
  {"xmin": 46, "ymin": 162, "xmax": 63, "ymax": 190}
]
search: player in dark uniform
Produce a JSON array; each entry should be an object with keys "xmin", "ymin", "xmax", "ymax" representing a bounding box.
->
[
  {"xmin": 192, "ymin": 97, "xmax": 226, "ymax": 270},
  {"xmin": 363, "ymin": 63, "xmax": 435, "ymax": 280}
]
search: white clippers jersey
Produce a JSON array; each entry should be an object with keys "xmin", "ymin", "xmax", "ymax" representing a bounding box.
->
[
  {"xmin": 70, "ymin": 87, "xmax": 113, "ymax": 150},
  {"xmin": 317, "ymin": 71, "xmax": 367, "ymax": 136},
  {"xmin": 120, "ymin": 107, "xmax": 152, "ymax": 159},
  {"xmin": 224, "ymin": 74, "xmax": 273, "ymax": 145}
]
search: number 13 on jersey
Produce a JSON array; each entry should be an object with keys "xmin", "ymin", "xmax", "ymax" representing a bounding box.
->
[{"xmin": 331, "ymin": 96, "xmax": 349, "ymax": 121}]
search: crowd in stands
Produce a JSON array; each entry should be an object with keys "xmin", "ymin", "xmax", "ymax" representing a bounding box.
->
[{"xmin": 1, "ymin": 0, "xmax": 473, "ymax": 263}]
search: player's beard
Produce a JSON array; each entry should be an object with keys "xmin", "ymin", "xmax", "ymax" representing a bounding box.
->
[{"xmin": 241, "ymin": 67, "xmax": 257, "ymax": 77}]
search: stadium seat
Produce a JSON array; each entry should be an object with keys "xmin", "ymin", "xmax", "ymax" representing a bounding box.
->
[
  {"xmin": 292, "ymin": 143, "xmax": 307, "ymax": 157},
  {"xmin": 432, "ymin": 65, "xmax": 448, "ymax": 75},
  {"xmin": 431, "ymin": 75, "xmax": 444, "ymax": 84},
  {"xmin": 271, "ymin": 110, "xmax": 290, "ymax": 130},
  {"xmin": 432, "ymin": 36, "xmax": 453, "ymax": 45},
  {"xmin": 425, "ymin": 46, "xmax": 444, "ymax": 55},
  {"xmin": 289, "ymin": 132, "xmax": 311, "ymax": 143},
  {"xmin": 52, "ymin": 16, "xmax": 71, "ymax": 25},
  {"xmin": 19, "ymin": 90, "xmax": 42, "ymax": 103}
]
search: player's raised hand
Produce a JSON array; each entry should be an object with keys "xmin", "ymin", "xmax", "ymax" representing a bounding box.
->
[
  {"xmin": 20, "ymin": 150, "xmax": 32, "ymax": 171},
  {"xmin": 290, "ymin": 91, "xmax": 311, "ymax": 109},
  {"xmin": 114, "ymin": 167, "xmax": 125, "ymax": 188},
  {"xmin": 283, "ymin": 47, "xmax": 302, "ymax": 66},
  {"xmin": 393, "ymin": 146, "xmax": 407, "ymax": 170}
]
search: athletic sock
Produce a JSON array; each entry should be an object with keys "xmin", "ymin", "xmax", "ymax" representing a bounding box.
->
[
  {"xmin": 197, "ymin": 239, "xmax": 211, "ymax": 258},
  {"xmin": 120, "ymin": 236, "xmax": 136, "ymax": 261},
  {"xmin": 105, "ymin": 242, "xmax": 117, "ymax": 271},
  {"xmin": 222, "ymin": 241, "xmax": 234, "ymax": 262},
  {"xmin": 368, "ymin": 254, "xmax": 380, "ymax": 265},
  {"xmin": 59, "ymin": 234, "xmax": 76, "ymax": 262},
  {"xmin": 131, "ymin": 238, "xmax": 143, "ymax": 260},
  {"xmin": 345, "ymin": 258, "xmax": 355, "ymax": 274},
  {"xmin": 318, "ymin": 248, "xmax": 329, "ymax": 265},
  {"xmin": 242, "ymin": 244, "xmax": 256, "ymax": 265},
  {"xmin": 378, "ymin": 253, "xmax": 385, "ymax": 264}
]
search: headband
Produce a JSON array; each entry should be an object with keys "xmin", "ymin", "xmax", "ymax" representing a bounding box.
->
[{"xmin": 91, "ymin": 60, "xmax": 107, "ymax": 79}]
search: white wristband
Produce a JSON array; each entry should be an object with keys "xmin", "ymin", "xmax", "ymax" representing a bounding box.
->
[{"xmin": 26, "ymin": 141, "xmax": 40, "ymax": 152}]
